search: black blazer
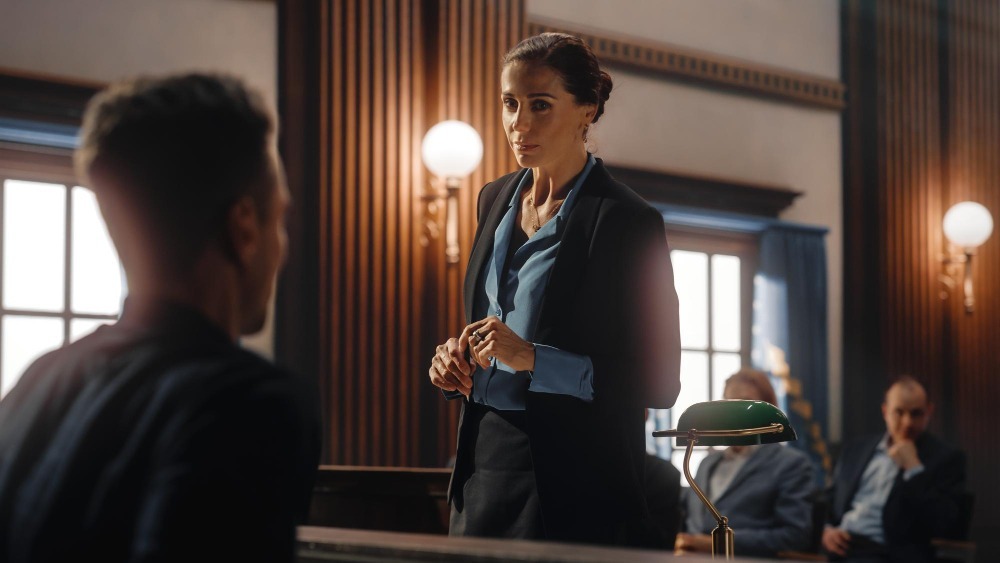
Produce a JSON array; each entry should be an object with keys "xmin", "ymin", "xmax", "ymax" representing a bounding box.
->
[
  {"xmin": 828, "ymin": 432, "xmax": 967, "ymax": 562},
  {"xmin": 449, "ymin": 158, "xmax": 682, "ymax": 548}
]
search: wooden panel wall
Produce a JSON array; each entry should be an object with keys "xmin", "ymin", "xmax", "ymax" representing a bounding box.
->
[
  {"xmin": 946, "ymin": 0, "xmax": 1000, "ymax": 553},
  {"xmin": 428, "ymin": 0, "xmax": 523, "ymax": 465},
  {"xmin": 843, "ymin": 0, "xmax": 1000, "ymax": 555},
  {"xmin": 278, "ymin": 0, "xmax": 523, "ymax": 468}
]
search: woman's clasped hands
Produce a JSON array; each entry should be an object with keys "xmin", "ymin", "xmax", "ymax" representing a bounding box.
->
[{"xmin": 427, "ymin": 316, "xmax": 536, "ymax": 398}]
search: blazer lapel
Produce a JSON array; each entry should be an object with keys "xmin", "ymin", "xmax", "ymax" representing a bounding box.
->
[
  {"xmin": 532, "ymin": 162, "xmax": 607, "ymax": 344},
  {"xmin": 463, "ymin": 170, "xmax": 525, "ymax": 324}
]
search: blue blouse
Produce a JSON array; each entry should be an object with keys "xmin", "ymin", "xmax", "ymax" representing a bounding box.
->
[{"xmin": 469, "ymin": 155, "xmax": 596, "ymax": 410}]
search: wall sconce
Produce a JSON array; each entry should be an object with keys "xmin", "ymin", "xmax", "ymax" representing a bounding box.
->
[
  {"xmin": 421, "ymin": 120, "xmax": 483, "ymax": 264},
  {"xmin": 941, "ymin": 201, "xmax": 993, "ymax": 313}
]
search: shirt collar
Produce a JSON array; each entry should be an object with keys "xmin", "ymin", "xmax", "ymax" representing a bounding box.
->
[
  {"xmin": 876, "ymin": 433, "xmax": 891, "ymax": 452},
  {"xmin": 723, "ymin": 444, "xmax": 759, "ymax": 461}
]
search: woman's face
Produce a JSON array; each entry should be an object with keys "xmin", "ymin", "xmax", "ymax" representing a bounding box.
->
[{"xmin": 500, "ymin": 61, "xmax": 595, "ymax": 169}]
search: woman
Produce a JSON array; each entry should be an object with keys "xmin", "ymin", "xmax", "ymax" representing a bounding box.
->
[
  {"xmin": 676, "ymin": 368, "xmax": 815, "ymax": 557},
  {"xmin": 427, "ymin": 32, "xmax": 681, "ymax": 548}
]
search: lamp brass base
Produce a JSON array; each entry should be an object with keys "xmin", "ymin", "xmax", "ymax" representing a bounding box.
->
[{"xmin": 712, "ymin": 520, "xmax": 735, "ymax": 559}]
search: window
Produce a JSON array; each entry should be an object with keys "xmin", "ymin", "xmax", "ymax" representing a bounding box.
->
[
  {"xmin": 647, "ymin": 227, "xmax": 757, "ymax": 477},
  {"xmin": 0, "ymin": 151, "xmax": 124, "ymax": 399}
]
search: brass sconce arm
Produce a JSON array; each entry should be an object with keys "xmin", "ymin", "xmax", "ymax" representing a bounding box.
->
[
  {"xmin": 422, "ymin": 177, "xmax": 463, "ymax": 263},
  {"xmin": 941, "ymin": 250, "xmax": 975, "ymax": 313}
]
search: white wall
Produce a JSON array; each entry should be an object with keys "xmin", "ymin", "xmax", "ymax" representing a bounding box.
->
[
  {"xmin": 0, "ymin": 0, "xmax": 278, "ymax": 357},
  {"xmin": 528, "ymin": 0, "xmax": 844, "ymax": 439}
]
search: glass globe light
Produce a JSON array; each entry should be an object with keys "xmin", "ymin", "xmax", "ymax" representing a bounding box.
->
[
  {"xmin": 943, "ymin": 201, "xmax": 994, "ymax": 249},
  {"xmin": 421, "ymin": 120, "xmax": 483, "ymax": 178}
]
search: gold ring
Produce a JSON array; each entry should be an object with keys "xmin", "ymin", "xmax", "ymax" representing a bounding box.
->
[{"xmin": 473, "ymin": 330, "xmax": 483, "ymax": 342}]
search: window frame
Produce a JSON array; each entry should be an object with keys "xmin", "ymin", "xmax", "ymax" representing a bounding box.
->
[
  {"xmin": 666, "ymin": 224, "xmax": 758, "ymax": 373},
  {"xmin": 0, "ymin": 143, "xmax": 121, "ymax": 394},
  {"xmin": 652, "ymin": 224, "xmax": 759, "ymax": 474}
]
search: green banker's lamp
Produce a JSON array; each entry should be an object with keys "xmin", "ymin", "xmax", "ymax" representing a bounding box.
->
[{"xmin": 653, "ymin": 400, "xmax": 797, "ymax": 559}]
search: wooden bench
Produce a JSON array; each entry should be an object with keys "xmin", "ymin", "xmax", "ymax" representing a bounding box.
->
[{"xmin": 307, "ymin": 465, "xmax": 452, "ymax": 534}]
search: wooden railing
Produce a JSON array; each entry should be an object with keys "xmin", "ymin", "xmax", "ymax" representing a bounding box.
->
[{"xmin": 307, "ymin": 465, "xmax": 452, "ymax": 534}]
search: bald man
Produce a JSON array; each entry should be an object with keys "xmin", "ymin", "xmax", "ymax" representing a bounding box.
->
[{"xmin": 823, "ymin": 377, "xmax": 967, "ymax": 562}]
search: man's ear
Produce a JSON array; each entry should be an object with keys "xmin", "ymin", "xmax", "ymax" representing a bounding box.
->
[{"xmin": 225, "ymin": 196, "xmax": 261, "ymax": 271}]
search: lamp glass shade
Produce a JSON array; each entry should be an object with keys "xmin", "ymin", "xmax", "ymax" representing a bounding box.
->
[
  {"xmin": 943, "ymin": 201, "xmax": 994, "ymax": 249},
  {"xmin": 674, "ymin": 399, "xmax": 797, "ymax": 447},
  {"xmin": 421, "ymin": 120, "xmax": 483, "ymax": 178}
]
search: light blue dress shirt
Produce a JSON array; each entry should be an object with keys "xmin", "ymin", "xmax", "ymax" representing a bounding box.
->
[
  {"xmin": 838, "ymin": 434, "xmax": 926, "ymax": 544},
  {"xmin": 469, "ymin": 155, "xmax": 596, "ymax": 411}
]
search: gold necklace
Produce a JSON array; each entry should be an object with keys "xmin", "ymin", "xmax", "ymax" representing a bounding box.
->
[
  {"xmin": 528, "ymin": 195, "xmax": 541, "ymax": 232},
  {"xmin": 527, "ymin": 195, "xmax": 562, "ymax": 233}
]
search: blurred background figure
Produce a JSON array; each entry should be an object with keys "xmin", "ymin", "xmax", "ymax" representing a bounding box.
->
[
  {"xmin": 676, "ymin": 368, "xmax": 815, "ymax": 557},
  {"xmin": 823, "ymin": 376, "xmax": 968, "ymax": 563}
]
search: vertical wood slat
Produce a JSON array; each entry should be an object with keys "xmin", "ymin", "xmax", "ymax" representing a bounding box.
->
[
  {"xmin": 359, "ymin": 0, "xmax": 373, "ymax": 466},
  {"xmin": 384, "ymin": 0, "xmax": 399, "ymax": 466},
  {"xmin": 324, "ymin": 0, "xmax": 339, "ymax": 465},
  {"xmin": 342, "ymin": 0, "xmax": 358, "ymax": 464},
  {"xmin": 302, "ymin": 0, "xmax": 523, "ymax": 467},
  {"xmin": 372, "ymin": 0, "xmax": 386, "ymax": 465}
]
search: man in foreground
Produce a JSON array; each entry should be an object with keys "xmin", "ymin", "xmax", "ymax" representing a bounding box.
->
[{"xmin": 0, "ymin": 73, "xmax": 320, "ymax": 562}]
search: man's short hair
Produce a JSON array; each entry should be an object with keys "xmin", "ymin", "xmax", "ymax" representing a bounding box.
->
[
  {"xmin": 885, "ymin": 375, "xmax": 929, "ymax": 403},
  {"xmin": 75, "ymin": 73, "xmax": 274, "ymax": 272}
]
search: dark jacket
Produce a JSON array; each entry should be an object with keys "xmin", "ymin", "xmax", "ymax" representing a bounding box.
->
[
  {"xmin": 0, "ymin": 300, "xmax": 321, "ymax": 563},
  {"xmin": 645, "ymin": 453, "xmax": 682, "ymax": 548},
  {"xmin": 449, "ymin": 158, "xmax": 682, "ymax": 548},
  {"xmin": 682, "ymin": 444, "xmax": 815, "ymax": 557},
  {"xmin": 828, "ymin": 432, "xmax": 967, "ymax": 562}
]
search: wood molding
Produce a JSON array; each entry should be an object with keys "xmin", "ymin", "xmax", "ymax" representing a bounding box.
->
[
  {"xmin": 606, "ymin": 163, "xmax": 801, "ymax": 217},
  {"xmin": 0, "ymin": 68, "xmax": 101, "ymax": 125},
  {"xmin": 308, "ymin": 466, "xmax": 451, "ymax": 534},
  {"xmin": 528, "ymin": 19, "xmax": 846, "ymax": 111},
  {"xmin": 0, "ymin": 142, "xmax": 76, "ymax": 184},
  {"xmin": 298, "ymin": 526, "xmax": 685, "ymax": 562}
]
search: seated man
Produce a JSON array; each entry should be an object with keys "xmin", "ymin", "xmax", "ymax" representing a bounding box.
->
[
  {"xmin": 0, "ymin": 73, "xmax": 320, "ymax": 562},
  {"xmin": 676, "ymin": 368, "xmax": 815, "ymax": 557},
  {"xmin": 823, "ymin": 376, "xmax": 967, "ymax": 562}
]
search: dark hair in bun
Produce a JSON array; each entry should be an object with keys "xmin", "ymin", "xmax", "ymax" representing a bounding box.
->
[{"xmin": 503, "ymin": 32, "xmax": 613, "ymax": 123}]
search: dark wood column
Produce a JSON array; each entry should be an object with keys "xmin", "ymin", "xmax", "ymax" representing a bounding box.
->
[{"xmin": 278, "ymin": 0, "xmax": 524, "ymax": 467}]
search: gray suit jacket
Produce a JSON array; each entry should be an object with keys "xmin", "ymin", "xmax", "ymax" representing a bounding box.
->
[{"xmin": 682, "ymin": 443, "xmax": 815, "ymax": 557}]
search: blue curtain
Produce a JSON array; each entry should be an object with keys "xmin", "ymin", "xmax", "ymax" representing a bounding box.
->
[{"xmin": 752, "ymin": 226, "xmax": 831, "ymax": 488}]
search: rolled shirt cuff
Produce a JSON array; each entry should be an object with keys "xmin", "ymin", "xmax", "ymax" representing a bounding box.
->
[{"xmin": 527, "ymin": 344, "xmax": 594, "ymax": 402}]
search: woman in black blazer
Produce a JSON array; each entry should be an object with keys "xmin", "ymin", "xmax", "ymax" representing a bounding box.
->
[{"xmin": 427, "ymin": 32, "xmax": 681, "ymax": 548}]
